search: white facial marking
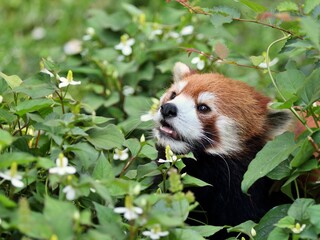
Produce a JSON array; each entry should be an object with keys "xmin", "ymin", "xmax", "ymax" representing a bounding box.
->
[
  {"xmin": 205, "ymin": 116, "xmax": 241, "ymax": 155},
  {"xmin": 197, "ymin": 92, "xmax": 215, "ymax": 103},
  {"xmin": 154, "ymin": 94, "xmax": 203, "ymax": 154}
]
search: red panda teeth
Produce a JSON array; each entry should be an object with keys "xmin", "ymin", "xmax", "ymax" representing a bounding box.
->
[{"xmin": 160, "ymin": 125, "xmax": 173, "ymax": 134}]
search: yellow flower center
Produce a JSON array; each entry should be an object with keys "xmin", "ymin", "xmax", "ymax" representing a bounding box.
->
[
  {"xmin": 67, "ymin": 70, "xmax": 73, "ymax": 82},
  {"xmin": 10, "ymin": 162, "xmax": 18, "ymax": 177}
]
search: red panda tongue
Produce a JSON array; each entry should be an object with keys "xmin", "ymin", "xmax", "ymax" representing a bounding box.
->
[{"xmin": 160, "ymin": 125, "xmax": 178, "ymax": 139}]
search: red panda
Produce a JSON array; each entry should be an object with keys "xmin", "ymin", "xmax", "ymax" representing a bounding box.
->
[{"xmin": 154, "ymin": 62, "xmax": 292, "ymax": 238}]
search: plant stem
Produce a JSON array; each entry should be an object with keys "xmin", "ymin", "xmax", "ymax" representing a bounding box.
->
[{"xmin": 265, "ymin": 34, "xmax": 314, "ymax": 134}]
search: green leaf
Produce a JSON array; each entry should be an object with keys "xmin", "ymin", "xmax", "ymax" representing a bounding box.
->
[
  {"xmin": 288, "ymin": 198, "xmax": 315, "ymax": 221},
  {"xmin": 269, "ymin": 96, "xmax": 298, "ymax": 110},
  {"xmin": 267, "ymin": 227, "xmax": 289, "ymax": 240},
  {"xmin": 239, "ymin": 0, "xmax": 267, "ymax": 13},
  {"xmin": 123, "ymin": 138, "xmax": 141, "ymax": 157},
  {"xmin": 0, "ymin": 72, "xmax": 23, "ymax": 89},
  {"xmin": 275, "ymin": 69, "xmax": 305, "ymax": 99},
  {"xmin": 15, "ymin": 198, "xmax": 52, "ymax": 239},
  {"xmin": 182, "ymin": 174, "xmax": 212, "ymax": 187},
  {"xmin": 297, "ymin": 68, "xmax": 320, "ymax": 107},
  {"xmin": 94, "ymin": 203, "xmax": 125, "ymax": 239},
  {"xmin": 250, "ymin": 55, "xmax": 264, "ymax": 66},
  {"xmin": 307, "ymin": 205, "xmax": 320, "ymax": 230},
  {"xmin": 301, "ymin": 17, "xmax": 320, "ymax": 50},
  {"xmin": 124, "ymin": 95, "xmax": 152, "ymax": 117},
  {"xmin": 274, "ymin": 216, "xmax": 295, "ymax": 228},
  {"xmin": 0, "ymin": 129, "xmax": 13, "ymax": 151},
  {"xmin": 14, "ymin": 74, "xmax": 56, "ymax": 98},
  {"xmin": 242, "ymin": 132, "xmax": 297, "ymax": 194},
  {"xmin": 140, "ymin": 144, "xmax": 158, "ymax": 160},
  {"xmin": 44, "ymin": 197, "xmax": 76, "ymax": 240},
  {"xmin": 255, "ymin": 204, "xmax": 290, "ymax": 240},
  {"xmin": 276, "ymin": 2, "xmax": 299, "ymax": 12},
  {"xmin": 291, "ymin": 131, "xmax": 320, "ymax": 167},
  {"xmin": 210, "ymin": 6, "xmax": 240, "ymax": 28},
  {"xmin": 171, "ymin": 228, "xmax": 205, "ymax": 240},
  {"xmin": 136, "ymin": 162, "xmax": 160, "ymax": 179},
  {"xmin": 188, "ymin": 225, "xmax": 223, "ymax": 237},
  {"xmin": 0, "ymin": 152, "xmax": 38, "ymax": 169},
  {"xmin": 15, "ymin": 98, "xmax": 53, "ymax": 116},
  {"xmin": 0, "ymin": 194, "xmax": 17, "ymax": 208},
  {"xmin": 228, "ymin": 220, "xmax": 256, "ymax": 236},
  {"xmin": 92, "ymin": 153, "xmax": 114, "ymax": 181},
  {"xmin": 304, "ymin": 0, "xmax": 320, "ymax": 14},
  {"xmin": 86, "ymin": 124, "xmax": 125, "ymax": 150},
  {"xmin": 0, "ymin": 108, "xmax": 17, "ymax": 123}
]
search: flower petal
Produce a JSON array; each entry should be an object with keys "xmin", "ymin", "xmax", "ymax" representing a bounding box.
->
[{"xmin": 122, "ymin": 46, "xmax": 132, "ymax": 56}]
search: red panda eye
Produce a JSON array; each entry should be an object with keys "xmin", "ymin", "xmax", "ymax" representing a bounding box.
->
[
  {"xmin": 170, "ymin": 92, "xmax": 177, "ymax": 100},
  {"xmin": 197, "ymin": 104, "xmax": 211, "ymax": 113}
]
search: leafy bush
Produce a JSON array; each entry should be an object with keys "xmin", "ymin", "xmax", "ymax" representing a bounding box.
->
[{"xmin": 0, "ymin": 0, "xmax": 319, "ymax": 239}]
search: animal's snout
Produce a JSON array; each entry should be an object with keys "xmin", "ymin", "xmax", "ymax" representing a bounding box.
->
[{"xmin": 160, "ymin": 103, "xmax": 178, "ymax": 118}]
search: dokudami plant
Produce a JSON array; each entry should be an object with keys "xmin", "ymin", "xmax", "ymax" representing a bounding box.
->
[{"xmin": 0, "ymin": 0, "xmax": 319, "ymax": 240}]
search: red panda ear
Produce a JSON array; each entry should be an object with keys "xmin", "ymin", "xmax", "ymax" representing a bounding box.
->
[
  {"xmin": 173, "ymin": 62, "xmax": 191, "ymax": 82},
  {"xmin": 266, "ymin": 109, "xmax": 293, "ymax": 139}
]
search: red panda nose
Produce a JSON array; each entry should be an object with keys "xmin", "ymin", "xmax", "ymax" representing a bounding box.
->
[{"xmin": 160, "ymin": 103, "xmax": 178, "ymax": 118}]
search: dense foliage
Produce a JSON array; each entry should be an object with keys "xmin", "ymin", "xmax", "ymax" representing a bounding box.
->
[{"xmin": 0, "ymin": 0, "xmax": 319, "ymax": 239}]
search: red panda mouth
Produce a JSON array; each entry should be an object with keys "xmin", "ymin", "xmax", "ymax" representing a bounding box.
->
[{"xmin": 159, "ymin": 120, "xmax": 180, "ymax": 140}]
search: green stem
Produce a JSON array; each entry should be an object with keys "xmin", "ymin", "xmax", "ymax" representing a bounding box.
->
[
  {"xmin": 294, "ymin": 179, "xmax": 300, "ymax": 199},
  {"xmin": 265, "ymin": 34, "xmax": 314, "ymax": 134}
]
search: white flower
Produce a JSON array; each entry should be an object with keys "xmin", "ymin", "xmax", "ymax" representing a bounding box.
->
[
  {"xmin": 0, "ymin": 163, "xmax": 24, "ymax": 188},
  {"xmin": 149, "ymin": 29, "xmax": 163, "ymax": 40},
  {"xmin": 140, "ymin": 98, "xmax": 160, "ymax": 122},
  {"xmin": 142, "ymin": 225, "xmax": 169, "ymax": 240},
  {"xmin": 191, "ymin": 56, "xmax": 205, "ymax": 70},
  {"xmin": 58, "ymin": 70, "xmax": 81, "ymax": 88},
  {"xmin": 168, "ymin": 31, "xmax": 180, "ymax": 39},
  {"xmin": 63, "ymin": 185, "xmax": 76, "ymax": 200},
  {"xmin": 40, "ymin": 68, "xmax": 54, "ymax": 77},
  {"xmin": 115, "ymin": 35, "xmax": 135, "ymax": 56},
  {"xmin": 181, "ymin": 25, "xmax": 194, "ymax": 36},
  {"xmin": 63, "ymin": 39, "xmax": 82, "ymax": 55},
  {"xmin": 113, "ymin": 148, "xmax": 129, "ymax": 161},
  {"xmin": 291, "ymin": 223, "xmax": 306, "ymax": 234},
  {"xmin": 122, "ymin": 85, "xmax": 135, "ymax": 96},
  {"xmin": 0, "ymin": 95, "xmax": 3, "ymax": 103},
  {"xmin": 114, "ymin": 206, "xmax": 143, "ymax": 220},
  {"xmin": 258, "ymin": 57, "xmax": 279, "ymax": 68},
  {"xmin": 49, "ymin": 154, "xmax": 76, "ymax": 176},
  {"xmin": 31, "ymin": 27, "xmax": 46, "ymax": 40}
]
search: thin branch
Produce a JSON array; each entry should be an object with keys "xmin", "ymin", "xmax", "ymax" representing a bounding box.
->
[
  {"xmin": 174, "ymin": 0, "xmax": 303, "ymax": 39},
  {"xmin": 233, "ymin": 18, "xmax": 303, "ymax": 40}
]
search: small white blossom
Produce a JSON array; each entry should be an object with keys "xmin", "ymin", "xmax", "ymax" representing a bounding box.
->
[
  {"xmin": 113, "ymin": 148, "xmax": 129, "ymax": 161},
  {"xmin": 291, "ymin": 223, "xmax": 306, "ymax": 234},
  {"xmin": 58, "ymin": 70, "xmax": 81, "ymax": 88},
  {"xmin": 149, "ymin": 29, "xmax": 163, "ymax": 40},
  {"xmin": 49, "ymin": 154, "xmax": 76, "ymax": 176},
  {"xmin": 191, "ymin": 56, "xmax": 205, "ymax": 70},
  {"xmin": 0, "ymin": 163, "xmax": 24, "ymax": 188},
  {"xmin": 181, "ymin": 25, "xmax": 194, "ymax": 36},
  {"xmin": 258, "ymin": 57, "xmax": 279, "ymax": 68},
  {"xmin": 142, "ymin": 225, "xmax": 169, "ymax": 240},
  {"xmin": 0, "ymin": 95, "xmax": 3, "ymax": 103},
  {"xmin": 63, "ymin": 39, "xmax": 82, "ymax": 55},
  {"xmin": 140, "ymin": 98, "xmax": 160, "ymax": 122},
  {"xmin": 122, "ymin": 85, "xmax": 135, "ymax": 96},
  {"xmin": 115, "ymin": 35, "xmax": 135, "ymax": 56},
  {"xmin": 63, "ymin": 185, "xmax": 76, "ymax": 200},
  {"xmin": 40, "ymin": 68, "xmax": 54, "ymax": 77},
  {"xmin": 31, "ymin": 27, "xmax": 46, "ymax": 40},
  {"xmin": 114, "ymin": 206, "xmax": 143, "ymax": 220},
  {"xmin": 168, "ymin": 31, "xmax": 180, "ymax": 39}
]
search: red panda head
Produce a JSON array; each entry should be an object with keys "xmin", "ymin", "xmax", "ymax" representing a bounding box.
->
[{"xmin": 154, "ymin": 62, "xmax": 292, "ymax": 156}]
